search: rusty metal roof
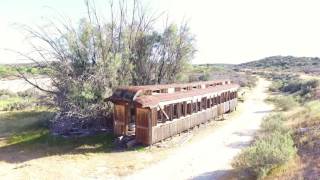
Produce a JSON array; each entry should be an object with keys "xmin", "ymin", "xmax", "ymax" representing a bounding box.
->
[
  {"xmin": 118, "ymin": 79, "xmax": 230, "ymax": 92},
  {"xmin": 135, "ymin": 84, "xmax": 239, "ymax": 108},
  {"xmin": 108, "ymin": 80, "xmax": 237, "ymax": 105}
]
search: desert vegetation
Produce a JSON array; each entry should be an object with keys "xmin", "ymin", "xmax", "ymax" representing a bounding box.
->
[
  {"xmin": 189, "ymin": 64, "xmax": 258, "ymax": 88},
  {"xmin": 237, "ymin": 56, "xmax": 320, "ymax": 75},
  {"xmin": 2, "ymin": 0, "xmax": 320, "ymax": 179},
  {"xmin": 232, "ymin": 72, "xmax": 320, "ymax": 179},
  {"xmin": 12, "ymin": 0, "xmax": 196, "ymax": 135},
  {"xmin": 0, "ymin": 64, "xmax": 49, "ymax": 79},
  {"xmin": 232, "ymin": 113, "xmax": 296, "ymax": 179}
]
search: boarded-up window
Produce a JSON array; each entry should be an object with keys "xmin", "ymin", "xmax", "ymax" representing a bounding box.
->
[
  {"xmin": 181, "ymin": 102, "xmax": 185, "ymax": 116},
  {"xmin": 187, "ymin": 103, "xmax": 192, "ymax": 114},
  {"xmin": 173, "ymin": 104, "xmax": 178, "ymax": 119},
  {"xmin": 157, "ymin": 110, "xmax": 162, "ymax": 122},
  {"xmin": 201, "ymin": 98, "xmax": 206, "ymax": 109},
  {"xmin": 193, "ymin": 102, "xmax": 197, "ymax": 112}
]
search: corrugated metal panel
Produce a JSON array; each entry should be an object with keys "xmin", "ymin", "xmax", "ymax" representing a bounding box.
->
[{"xmin": 118, "ymin": 79, "xmax": 231, "ymax": 92}]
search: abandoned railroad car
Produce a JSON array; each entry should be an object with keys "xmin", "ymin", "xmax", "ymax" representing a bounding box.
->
[{"xmin": 108, "ymin": 80, "xmax": 239, "ymax": 145}]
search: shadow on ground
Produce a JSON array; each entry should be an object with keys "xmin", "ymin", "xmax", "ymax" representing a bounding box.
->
[
  {"xmin": 192, "ymin": 170, "xmax": 231, "ymax": 180},
  {"xmin": 0, "ymin": 130, "xmax": 144, "ymax": 164},
  {"xmin": 232, "ymin": 130, "xmax": 256, "ymax": 137},
  {"xmin": 227, "ymin": 141, "xmax": 251, "ymax": 149},
  {"xmin": 192, "ymin": 169, "xmax": 255, "ymax": 180},
  {"xmin": 0, "ymin": 109, "xmax": 147, "ymax": 164},
  {"xmin": 253, "ymin": 110, "xmax": 273, "ymax": 114}
]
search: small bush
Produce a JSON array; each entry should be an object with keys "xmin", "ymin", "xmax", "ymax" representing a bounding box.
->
[
  {"xmin": 232, "ymin": 131, "xmax": 296, "ymax": 178},
  {"xmin": 269, "ymin": 81, "xmax": 283, "ymax": 92},
  {"xmin": 261, "ymin": 114, "xmax": 287, "ymax": 133},
  {"xmin": 280, "ymin": 79, "xmax": 319, "ymax": 99},
  {"xmin": 305, "ymin": 101, "xmax": 320, "ymax": 121},
  {"xmin": 271, "ymin": 96, "xmax": 299, "ymax": 111},
  {"xmin": 281, "ymin": 80, "xmax": 303, "ymax": 93},
  {"xmin": 232, "ymin": 112, "xmax": 296, "ymax": 179}
]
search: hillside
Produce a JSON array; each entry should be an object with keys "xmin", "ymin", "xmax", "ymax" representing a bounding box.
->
[{"xmin": 237, "ymin": 56, "xmax": 320, "ymax": 74}]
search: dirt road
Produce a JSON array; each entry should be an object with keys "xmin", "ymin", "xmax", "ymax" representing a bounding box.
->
[{"xmin": 126, "ymin": 78, "xmax": 273, "ymax": 180}]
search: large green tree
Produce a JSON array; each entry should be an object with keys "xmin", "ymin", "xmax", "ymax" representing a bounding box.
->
[{"xmin": 18, "ymin": 0, "xmax": 196, "ymax": 132}]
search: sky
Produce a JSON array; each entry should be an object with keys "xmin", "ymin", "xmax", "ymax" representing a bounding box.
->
[{"xmin": 1, "ymin": 0, "xmax": 320, "ymax": 64}]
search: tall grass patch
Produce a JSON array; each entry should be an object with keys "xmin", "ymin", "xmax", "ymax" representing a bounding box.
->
[
  {"xmin": 0, "ymin": 89, "xmax": 38, "ymax": 111},
  {"xmin": 0, "ymin": 109, "xmax": 55, "ymax": 135}
]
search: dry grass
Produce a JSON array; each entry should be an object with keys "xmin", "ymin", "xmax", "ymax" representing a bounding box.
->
[
  {"xmin": 265, "ymin": 101, "xmax": 320, "ymax": 179},
  {"xmin": 264, "ymin": 156, "xmax": 304, "ymax": 180}
]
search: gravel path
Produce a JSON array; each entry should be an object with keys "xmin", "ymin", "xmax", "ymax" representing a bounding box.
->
[{"xmin": 126, "ymin": 78, "xmax": 272, "ymax": 180}]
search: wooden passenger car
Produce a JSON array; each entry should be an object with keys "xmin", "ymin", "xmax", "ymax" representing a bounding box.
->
[{"xmin": 108, "ymin": 80, "xmax": 239, "ymax": 145}]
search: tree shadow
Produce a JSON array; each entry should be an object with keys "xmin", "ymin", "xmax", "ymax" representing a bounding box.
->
[
  {"xmin": 0, "ymin": 131, "xmax": 144, "ymax": 164},
  {"xmin": 232, "ymin": 130, "xmax": 256, "ymax": 137},
  {"xmin": 254, "ymin": 110, "xmax": 273, "ymax": 114},
  {"xmin": 227, "ymin": 141, "xmax": 251, "ymax": 149},
  {"xmin": 0, "ymin": 109, "xmax": 148, "ymax": 164},
  {"xmin": 192, "ymin": 170, "xmax": 231, "ymax": 180},
  {"xmin": 192, "ymin": 169, "xmax": 255, "ymax": 180}
]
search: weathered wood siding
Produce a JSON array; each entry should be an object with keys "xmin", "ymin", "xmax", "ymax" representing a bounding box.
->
[
  {"xmin": 113, "ymin": 104, "xmax": 128, "ymax": 135},
  {"xmin": 135, "ymin": 108, "xmax": 152, "ymax": 144},
  {"xmin": 150, "ymin": 105, "xmax": 219, "ymax": 145},
  {"xmin": 217, "ymin": 103, "xmax": 224, "ymax": 115},
  {"xmin": 148, "ymin": 99, "xmax": 238, "ymax": 145},
  {"xmin": 229, "ymin": 99, "xmax": 237, "ymax": 111}
]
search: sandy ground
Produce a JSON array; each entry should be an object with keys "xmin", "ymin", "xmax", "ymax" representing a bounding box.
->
[
  {"xmin": 126, "ymin": 78, "xmax": 273, "ymax": 180},
  {"xmin": 0, "ymin": 77, "xmax": 51, "ymax": 93}
]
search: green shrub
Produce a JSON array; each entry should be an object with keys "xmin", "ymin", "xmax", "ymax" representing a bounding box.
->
[
  {"xmin": 280, "ymin": 79, "xmax": 319, "ymax": 100},
  {"xmin": 0, "ymin": 65, "xmax": 16, "ymax": 78},
  {"xmin": 233, "ymin": 112, "xmax": 297, "ymax": 179},
  {"xmin": 261, "ymin": 114, "xmax": 288, "ymax": 133},
  {"xmin": 232, "ymin": 131, "xmax": 296, "ymax": 179},
  {"xmin": 281, "ymin": 80, "xmax": 303, "ymax": 93},
  {"xmin": 271, "ymin": 96, "xmax": 299, "ymax": 111},
  {"xmin": 269, "ymin": 81, "xmax": 283, "ymax": 92},
  {"xmin": 305, "ymin": 101, "xmax": 320, "ymax": 121}
]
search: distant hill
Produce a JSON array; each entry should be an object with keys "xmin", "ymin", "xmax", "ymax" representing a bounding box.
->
[{"xmin": 237, "ymin": 56, "xmax": 320, "ymax": 74}]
